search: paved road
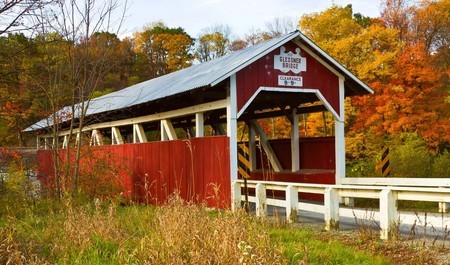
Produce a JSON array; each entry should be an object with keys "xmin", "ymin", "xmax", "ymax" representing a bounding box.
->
[{"xmin": 248, "ymin": 203, "xmax": 450, "ymax": 243}]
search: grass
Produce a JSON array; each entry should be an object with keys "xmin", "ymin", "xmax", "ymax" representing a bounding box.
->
[
  {"xmin": 1, "ymin": 195, "xmax": 284, "ymax": 264},
  {"xmin": 1, "ymin": 194, "xmax": 445, "ymax": 264},
  {"xmin": 271, "ymin": 228, "xmax": 390, "ymax": 265}
]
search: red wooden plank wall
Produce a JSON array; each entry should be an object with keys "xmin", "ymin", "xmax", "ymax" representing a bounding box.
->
[
  {"xmin": 255, "ymin": 137, "xmax": 335, "ymax": 170},
  {"xmin": 37, "ymin": 136, "xmax": 231, "ymax": 208}
]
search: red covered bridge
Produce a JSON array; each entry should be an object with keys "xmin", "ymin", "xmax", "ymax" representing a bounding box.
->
[{"xmin": 26, "ymin": 30, "xmax": 372, "ymax": 207}]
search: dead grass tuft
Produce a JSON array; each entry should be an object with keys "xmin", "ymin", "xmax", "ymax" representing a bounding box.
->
[{"xmin": 127, "ymin": 193, "xmax": 285, "ymax": 264}]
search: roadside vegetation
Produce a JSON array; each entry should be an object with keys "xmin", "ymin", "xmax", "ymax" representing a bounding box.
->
[
  {"xmin": 1, "ymin": 145, "xmax": 449, "ymax": 265},
  {"xmin": 0, "ymin": 194, "xmax": 391, "ymax": 265},
  {"xmin": 1, "ymin": 177, "xmax": 449, "ymax": 265}
]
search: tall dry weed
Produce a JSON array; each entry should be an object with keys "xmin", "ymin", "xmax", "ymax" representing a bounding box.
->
[
  {"xmin": 60, "ymin": 199, "xmax": 120, "ymax": 252},
  {"xmin": 0, "ymin": 224, "xmax": 48, "ymax": 265},
  {"xmin": 1, "ymin": 193, "xmax": 287, "ymax": 264},
  {"xmin": 127, "ymin": 193, "xmax": 285, "ymax": 264}
]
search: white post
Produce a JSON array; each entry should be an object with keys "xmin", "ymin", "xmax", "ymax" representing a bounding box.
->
[
  {"xmin": 161, "ymin": 119, "xmax": 177, "ymax": 141},
  {"xmin": 335, "ymin": 77, "xmax": 346, "ymax": 185},
  {"xmin": 90, "ymin": 130, "xmax": 95, "ymax": 146},
  {"xmin": 44, "ymin": 137, "xmax": 49, "ymax": 150},
  {"xmin": 62, "ymin": 135, "xmax": 68, "ymax": 149},
  {"xmin": 324, "ymin": 187, "xmax": 340, "ymax": 230},
  {"xmin": 438, "ymin": 188, "xmax": 449, "ymax": 213},
  {"xmin": 90, "ymin": 129, "xmax": 103, "ymax": 146},
  {"xmin": 195, "ymin": 112, "xmax": 204, "ymax": 137},
  {"xmin": 380, "ymin": 189, "xmax": 398, "ymax": 240},
  {"xmin": 133, "ymin": 124, "xmax": 147, "ymax": 143},
  {"xmin": 111, "ymin": 127, "xmax": 124, "ymax": 145},
  {"xmin": 133, "ymin": 125, "xmax": 138, "ymax": 143},
  {"xmin": 343, "ymin": 197, "xmax": 354, "ymax": 207},
  {"xmin": 291, "ymin": 108, "xmax": 300, "ymax": 172},
  {"xmin": 255, "ymin": 183, "xmax": 267, "ymax": 217},
  {"xmin": 231, "ymin": 181, "xmax": 241, "ymax": 211},
  {"xmin": 161, "ymin": 121, "xmax": 167, "ymax": 141},
  {"xmin": 438, "ymin": 202, "xmax": 449, "ymax": 213},
  {"xmin": 286, "ymin": 185, "xmax": 298, "ymax": 223},
  {"xmin": 227, "ymin": 74, "xmax": 238, "ymax": 182},
  {"xmin": 52, "ymin": 136, "xmax": 57, "ymax": 149},
  {"xmin": 75, "ymin": 132, "xmax": 82, "ymax": 146}
]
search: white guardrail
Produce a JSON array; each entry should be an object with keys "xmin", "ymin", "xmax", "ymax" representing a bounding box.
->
[{"xmin": 232, "ymin": 178, "xmax": 450, "ymax": 240}]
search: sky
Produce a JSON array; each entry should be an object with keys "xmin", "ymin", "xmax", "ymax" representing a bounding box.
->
[{"xmin": 119, "ymin": 0, "xmax": 383, "ymax": 38}]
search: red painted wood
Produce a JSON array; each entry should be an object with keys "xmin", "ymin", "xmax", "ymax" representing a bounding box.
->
[
  {"xmin": 236, "ymin": 41, "xmax": 340, "ymax": 115},
  {"xmin": 240, "ymin": 137, "xmax": 335, "ymax": 201},
  {"xmin": 36, "ymin": 136, "xmax": 231, "ymax": 208},
  {"xmin": 36, "ymin": 150, "xmax": 54, "ymax": 189},
  {"xmin": 253, "ymin": 137, "xmax": 335, "ymax": 171}
]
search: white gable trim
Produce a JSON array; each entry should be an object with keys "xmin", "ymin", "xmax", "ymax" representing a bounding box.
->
[
  {"xmin": 236, "ymin": 86, "xmax": 342, "ymax": 121},
  {"xmin": 293, "ymin": 40, "xmax": 345, "ymax": 80}
]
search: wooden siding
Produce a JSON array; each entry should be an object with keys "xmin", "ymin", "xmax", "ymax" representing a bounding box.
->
[
  {"xmin": 239, "ymin": 137, "xmax": 336, "ymax": 201},
  {"xmin": 236, "ymin": 41, "xmax": 340, "ymax": 115},
  {"xmin": 255, "ymin": 137, "xmax": 336, "ymax": 170},
  {"xmin": 37, "ymin": 136, "xmax": 231, "ymax": 208}
]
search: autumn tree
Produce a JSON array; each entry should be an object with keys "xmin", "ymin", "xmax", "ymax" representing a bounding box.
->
[
  {"xmin": 88, "ymin": 32, "xmax": 136, "ymax": 95},
  {"xmin": 244, "ymin": 28, "xmax": 272, "ymax": 46},
  {"xmin": 353, "ymin": 42, "xmax": 450, "ymax": 149},
  {"xmin": 380, "ymin": 0, "xmax": 413, "ymax": 42},
  {"xmin": 299, "ymin": 5, "xmax": 401, "ymax": 124},
  {"xmin": 353, "ymin": 0, "xmax": 450, "ymax": 150},
  {"xmin": 229, "ymin": 39, "xmax": 248, "ymax": 52},
  {"xmin": 195, "ymin": 24, "xmax": 231, "ymax": 62},
  {"xmin": 0, "ymin": 33, "xmax": 40, "ymax": 146},
  {"xmin": 27, "ymin": 0, "xmax": 129, "ymax": 196},
  {"xmin": 133, "ymin": 22, "xmax": 194, "ymax": 80}
]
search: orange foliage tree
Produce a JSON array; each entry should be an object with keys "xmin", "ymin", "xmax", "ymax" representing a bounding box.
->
[{"xmin": 353, "ymin": 42, "xmax": 450, "ymax": 149}]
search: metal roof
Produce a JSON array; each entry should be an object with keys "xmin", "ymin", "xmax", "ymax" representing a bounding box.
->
[{"xmin": 25, "ymin": 30, "xmax": 372, "ymax": 132}]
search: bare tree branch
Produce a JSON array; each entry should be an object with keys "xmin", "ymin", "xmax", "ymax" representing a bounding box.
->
[{"xmin": 0, "ymin": 0, "xmax": 55, "ymax": 36}]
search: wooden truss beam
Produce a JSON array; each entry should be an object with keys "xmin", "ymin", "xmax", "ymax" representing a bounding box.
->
[
  {"xmin": 133, "ymin": 124, "xmax": 147, "ymax": 143},
  {"xmin": 248, "ymin": 120, "xmax": 283, "ymax": 172},
  {"xmin": 161, "ymin": 119, "xmax": 177, "ymax": 141}
]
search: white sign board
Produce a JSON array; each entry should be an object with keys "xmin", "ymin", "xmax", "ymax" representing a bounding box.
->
[
  {"xmin": 278, "ymin": 75, "xmax": 303, "ymax": 87},
  {"xmin": 274, "ymin": 46, "xmax": 307, "ymax": 74}
]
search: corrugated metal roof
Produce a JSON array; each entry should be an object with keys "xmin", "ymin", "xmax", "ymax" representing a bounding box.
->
[{"xmin": 25, "ymin": 30, "xmax": 372, "ymax": 132}]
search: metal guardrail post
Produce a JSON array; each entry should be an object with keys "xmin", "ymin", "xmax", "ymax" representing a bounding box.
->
[
  {"xmin": 380, "ymin": 189, "xmax": 398, "ymax": 240},
  {"xmin": 231, "ymin": 181, "xmax": 242, "ymax": 212},
  {"xmin": 255, "ymin": 183, "xmax": 267, "ymax": 217},
  {"xmin": 286, "ymin": 185, "xmax": 298, "ymax": 223},
  {"xmin": 325, "ymin": 187, "xmax": 340, "ymax": 230}
]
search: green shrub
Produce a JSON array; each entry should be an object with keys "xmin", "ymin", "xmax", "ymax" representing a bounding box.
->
[
  {"xmin": 0, "ymin": 164, "xmax": 37, "ymax": 218},
  {"xmin": 431, "ymin": 151, "xmax": 450, "ymax": 178},
  {"xmin": 347, "ymin": 158, "xmax": 380, "ymax": 178},
  {"xmin": 390, "ymin": 133, "xmax": 432, "ymax": 178}
]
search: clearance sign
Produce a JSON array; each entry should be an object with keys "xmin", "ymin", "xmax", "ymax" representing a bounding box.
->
[{"xmin": 274, "ymin": 46, "xmax": 306, "ymax": 87}]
